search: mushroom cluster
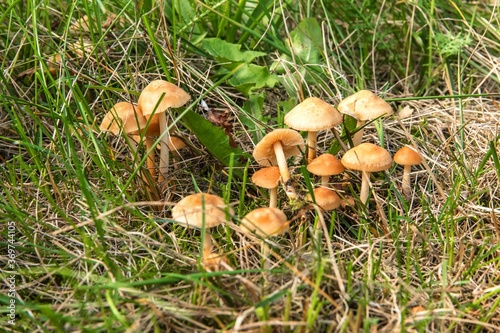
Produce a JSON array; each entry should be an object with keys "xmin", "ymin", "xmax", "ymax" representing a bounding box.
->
[
  {"xmin": 249, "ymin": 91, "xmax": 424, "ymax": 211},
  {"xmin": 99, "ymin": 79, "xmax": 191, "ymax": 189},
  {"xmin": 99, "ymin": 87, "xmax": 426, "ymax": 271}
]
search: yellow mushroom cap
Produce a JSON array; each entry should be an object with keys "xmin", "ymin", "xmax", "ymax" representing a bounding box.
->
[
  {"xmin": 138, "ymin": 80, "xmax": 191, "ymax": 117},
  {"xmin": 252, "ymin": 129, "xmax": 305, "ymax": 166},
  {"xmin": 307, "ymin": 153, "xmax": 345, "ymax": 176},
  {"xmin": 240, "ymin": 207, "xmax": 288, "ymax": 238},
  {"xmin": 341, "ymin": 143, "xmax": 393, "ymax": 172},
  {"xmin": 337, "ymin": 90, "xmax": 393, "ymax": 121},
  {"xmin": 171, "ymin": 193, "xmax": 232, "ymax": 229},
  {"xmin": 394, "ymin": 145, "xmax": 423, "ymax": 166},
  {"xmin": 99, "ymin": 102, "xmax": 147, "ymax": 135},
  {"xmin": 251, "ymin": 166, "xmax": 280, "ymax": 189},
  {"xmin": 284, "ymin": 97, "xmax": 343, "ymax": 131},
  {"xmin": 306, "ymin": 187, "xmax": 342, "ymax": 211}
]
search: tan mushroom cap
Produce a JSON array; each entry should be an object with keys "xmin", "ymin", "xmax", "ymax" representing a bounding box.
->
[
  {"xmin": 337, "ymin": 90, "xmax": 393, "ymax": 121},
  {"xmin": 168, "ymin": 136, "xmax": 186, "ymax": 151},
  {"xmin": 341, "ymin": 143, "xmax": 393, "ymax": 172},
  {"xmin": 306, "ymin": 187, "xmax": 342, "ymax": 211},
  {"xmin": 138, "ymin": 80, "xmax": 191, "ymax": 117},
  {"xmin": 284, "ymin": 97, "xmax": 343, "ymax": 131},
  {"xmin": 394, "ymin": 145, "xmax": 423, "ymax": 166},
  {"xmin": 251, "ymin": 166, "xmax": 280, "ymax": 189},
  {"xmin": 253, "ymin": 129, "xmax": 305, "ymax": 166},
  {"xmin": 240, "ymin": 207, "xmax": 288, "ymax": 238},
  {"xmin": 99, "ymin": 102, "xmax": 147, "ymax": 135},
  {"xmin": 171, "ymin": 193, "xmax": 233, "ymax": 229},
  {"xmin": 307, "ymin": 153, "xmax": 345, "ymax": 176}
]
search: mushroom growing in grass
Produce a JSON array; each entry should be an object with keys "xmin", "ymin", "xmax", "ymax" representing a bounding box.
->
[
  {"xmin": 284, "ymin": 97, "xmax": 343, "ymax": 164},
  {"xmin": 307, "ymin": 153, "xmax": 345, "ymax": 186},
  {"xmin": 337, "ymin": 90, "xmax": 393, "ymax": 147},
  {"xmin": 240, "ymin": 207, "xmax": 288, "ymax": 270},
  {"xmin": 394, "ymin": 145, "xmax": 423, "ymax": 198},
  {"xmin": 99, "ymin": 102, "xmax": 156, "ymax": 177},
  {"xmin": 171, "ymin": 193, "xmax": 233, "ymax": 268},
  {"xmin": 306, "ymin": 187, "xmax": 342, "ymax": 211},
  {"xmin": 138, "ymin": 80, "xmax": 191, "ymax": 182},
  {"xmin": 341, "ymin": 142, "xmax": 393, "ymax": 205},
  {"xmin": 251, "ymin": 166, "xmax": 281, "ymax": 208},
  {"xmin": 252, "ymin": 129, "xmax": 305, "ymax": 201}
]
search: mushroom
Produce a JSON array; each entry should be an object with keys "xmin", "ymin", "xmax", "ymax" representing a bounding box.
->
[
  {"xmin": 251, "ymin": 166, "xmax": 281, "ymax": 208},
  {"xmin": 284, "ymin": 97, "xmax": 343, "ymax": 164},
  {"xmin": 252, "ymin": 129, "xmax": 305, "ymax": 200},
  {"xmin": 307, "ymin": 153, "xmax": 345, "ymax": 186},
  {"xmin": 306, "ymin": 187, "xmax": 342, "ymax": 211},
  {"xmin": 394, "ymin": 145, "xmax": 423, "ymax": 198},
  {"xmin": 138, "ymin": 80, "xmax": 191, "ymax": 182},
  {"xmin": 171, "ymin": 193, "xmax": 233, "ymax": 266},
  {"xmin": 341, "ymin": 142, "xmax": 393, "ymax": 205},
  {"xmin": 99, "ymin": 102, "xmax": 156, "ymax": 177},
  {"xmin": 240, "ymin": 207, "xmax": 288, "ymax": 270},
  {"xmin": 337, "ymin": 90, "xmax": 393, "ymax": 147}
]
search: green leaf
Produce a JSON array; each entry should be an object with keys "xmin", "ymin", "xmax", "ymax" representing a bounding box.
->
[
  {"xmin": 180, "ymin": 109, "xmax": 250, "ymax": 175},
  {"xmin": 228, "ymin": 63, "xmax": 278, "ymax": 95},
  {"xmin": 289, "ymin": 17, "xmax": 323, "ymax": 64},
  {"xmin": 201, "ymin": 37, "xmax": 267, "ymax": 63}
]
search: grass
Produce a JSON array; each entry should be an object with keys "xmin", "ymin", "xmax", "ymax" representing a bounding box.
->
[{"xmin": 1, "ymin": 0, "xmax": 500, "ymax": 332}]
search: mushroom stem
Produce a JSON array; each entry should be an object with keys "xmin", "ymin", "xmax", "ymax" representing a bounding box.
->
[
  {"xmin": 269, "ymin": 187, "xmax": 278, "ymax": 208},
  {"xmin": 158, "ymin": 115, "xmax": 170, "ymax": 182},
  {"xmin": 306, "ymin": 131, "xmax": 318, "ymax": 164},
  {"xmin": 261, "ymin": 239, "xmax": 270, "ymax": 271},
  {"xmin": 272, "ymin": 141, "xmax": 297, "ymax": 200},
  {"xmin": 321, "ymin": 176, "xmax": 330, "ymax": 187},
  {"xmin": 124, "ymin": 134, "xmax": 139, "ymax": 157},
  {"xmin": 201, "ymin": 230, "xmax": 214, "ymax": 259},
  {"xmin": 352, "ymin": 120, "xmax": 366, "ymax": 146},
  {"xmin": 144, "ymin": 137, "xmax": 156, "ymax": 178},
  {"xmin": 402, "ymin": 164, "xmax": 412, "ymax": 198},
  {"xmin": 359, "ymin": 170, "xmax": 371, "ymax": 204}
]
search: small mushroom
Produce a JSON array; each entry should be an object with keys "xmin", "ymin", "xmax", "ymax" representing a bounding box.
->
[
  {"xmin": 99, "ymin": 102, "xmax": 157, "ymax": 177},
  {"xmin": 138, "ymin": 80, "xmax": 191, "ymax": 182},
  {"xmin": 253, "ymin": 129, "xmax": 305, "ymax": 200},
  {"xmin": 284, "ymin": 97, "xmax": 343, "ymax": 163},
  {"xmin": 240, "ymin": 207, "xmax": 288, "ymax": 270},
  {"xmin": 394, "ymin": 145, "xmax": 423, "ymax": 198},
  {"xmin": 171, "ymin": 193, "xmax": 233, "ymax": 267},
  {"xmin": 341, "ymin": 142, "xmax": 393, "ymax": 205},
  {"xmin": 251, "ymin": 166, "xmax": 281, "ymax": 208},
  {"xmin": 307, "ymin": 153, "xmax": 345, "ymax": 186},
  {"xmin": 337, "ymin": 90, "xmax": 393, "ymax": 146},
  {"xmin": 306, "ymin": 187, "xmax": 342, "ymax": 211}
]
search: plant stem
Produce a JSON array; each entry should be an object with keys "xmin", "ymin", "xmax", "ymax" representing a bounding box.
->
[
  {"xmin": 307, "ymin": 131, "xmax": 318, "ymax": 164},
  {"xmin": 402, "ymin": 164, "xmax": 411, "ymax": 198},
  {"xmin": 353, "ymin": 120, "xmax": 366, "ymax": 146},
  {"xmin": 273, "ymin": 141, "xmax": 297, "ymax": 200},
  {"xmin": 360, "ymin": 170, "xmax": 371, "ymax": 204},
  {"xmin": 269, "ymin": 187, "xmax": 278, "ymax": 208},
  {"xmin": 158, "ymin": 114, "xmax": 170, "ymax": 182},
  {"xmin": 144, "ymin": 137, "xmax": 156, "ymax": 178}
]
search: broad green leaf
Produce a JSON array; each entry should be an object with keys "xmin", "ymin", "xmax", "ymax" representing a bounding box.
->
[
  {"xmin": 180, "ymin": 109, "xmax": 250, "ymax": 175},
  {"xmin": 227, "ymin": 63, "xmax": 278, "ymax": 95},
  {"xmin": 272, "ymin": 18, "xmax": 325, "ymax": 88},
  {"xmin": 289, "ymin": 17, "xmax": 323, "ymax": 64},
  {"xmin": 201, "ymin": 37, "xmax": 267, "ymax": 63}
]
